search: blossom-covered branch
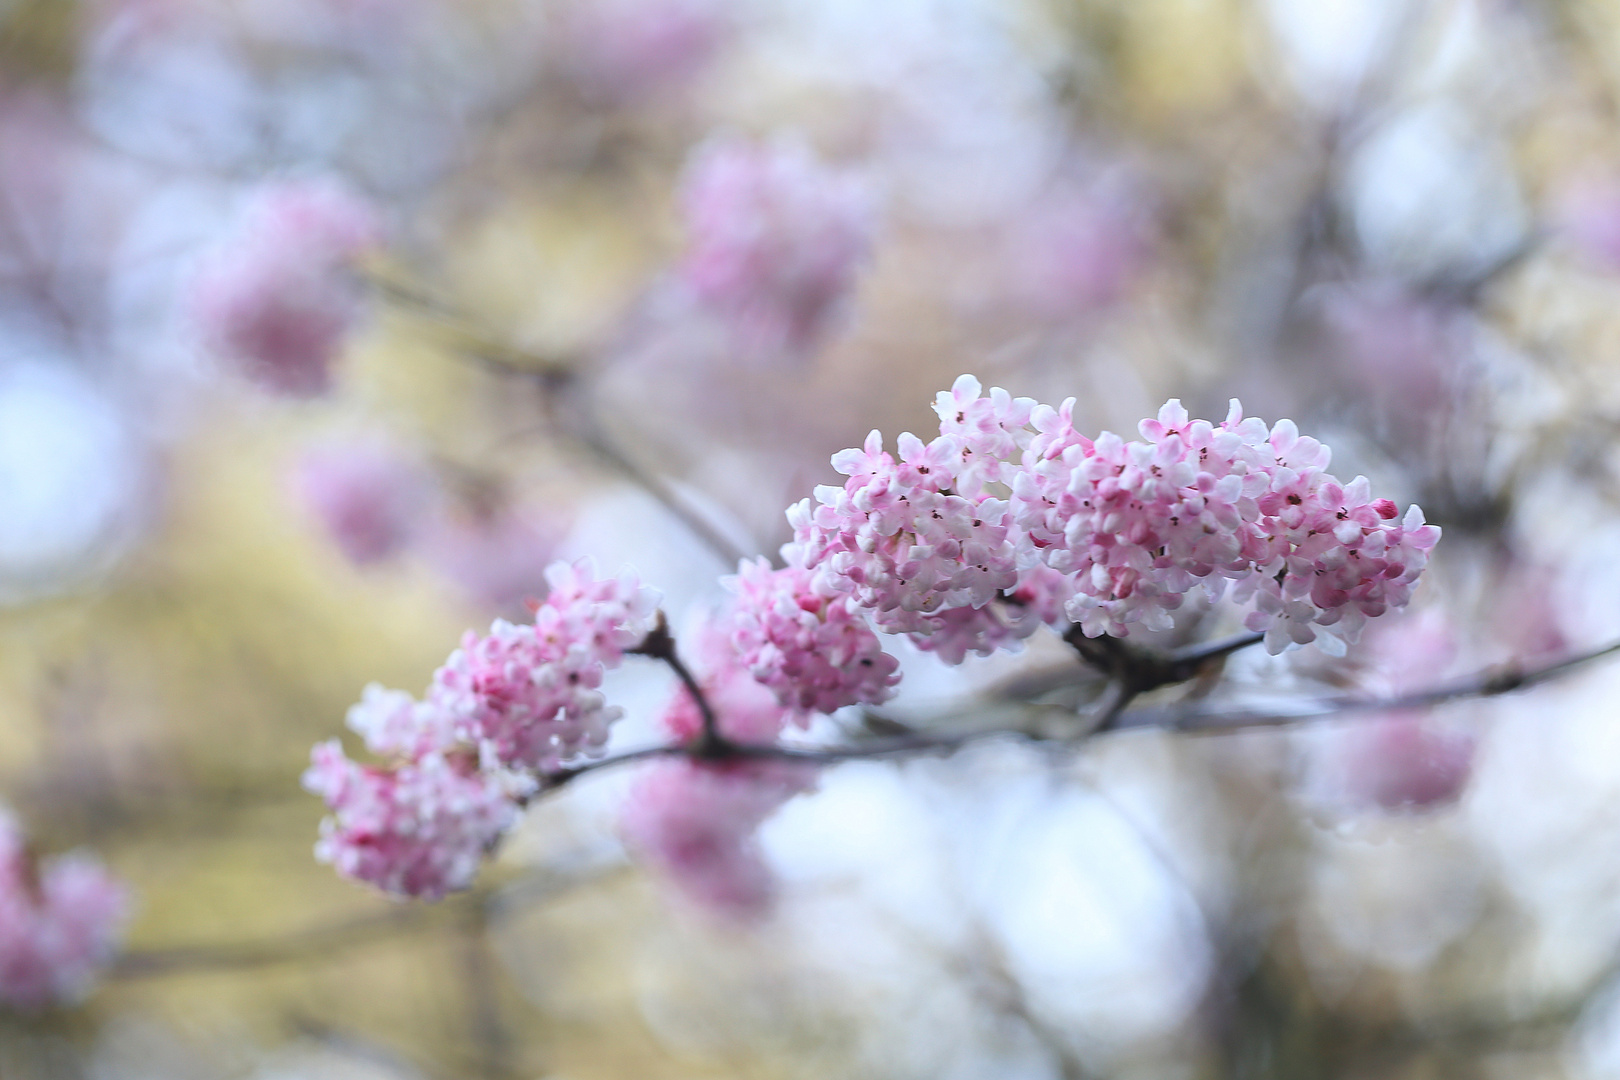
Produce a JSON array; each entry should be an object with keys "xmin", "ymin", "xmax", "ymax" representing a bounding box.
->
[{"xmin": 304, "ymin": 376, "xmax": 1452, "ymax": 916}]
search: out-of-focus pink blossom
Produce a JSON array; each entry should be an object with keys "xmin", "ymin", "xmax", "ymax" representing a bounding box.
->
[
  {"xmin": 678, "ymin": 137, "xmax": 875, "ymax": 355},
  {"xmin": 293, "ymin": 437, "xmax": 432, "ymax": 565},
  {"xmin": 0, "ymin": 817, "xmax": 129, "ymax": 1011},
  {"xmin": 429, "ymin": 560, "xmax": 661, "ymax": 770},
  {"xmin": 725, "ymin": 557, "xmax": 899, "ymax": 714},
  {"xmin": 191, "ymin": 179, "xmax": 381, "ymax": 396},
  {"xmin": 621, "ymin": 757, "xmax": 815, "ymax": 920},
  {"xmin": 420, "ymin": 503, "xmax": 568, "ymax": 613},
  {"xmin": 1334, "ymin": 715, "xmax": 1475, "ymax": 812},
  {"xmin": 1315, "ymin": 280, "xmax": 1460, "ymax": 420},
  {"xmin": 618, "ymin": 610, "xmax": 815, "ymax": 918},
  {"xmin": 1001, "ymin": 177, "xmax": 1150, "ymax": 318},
  {"xmin": 556, "ymin": 0, "xmax": 729, "ymax": 103},
  {"xmin": 1306, "ymin": 608, "xmax": 1474, "ymax": 813},
  {"xmin": 1554, "ymin": 172, "xmax": 1620, "ymax": 271},
  {"xmin": 303, "ymin": 740, "xmax": 518, "ymax": 900}
]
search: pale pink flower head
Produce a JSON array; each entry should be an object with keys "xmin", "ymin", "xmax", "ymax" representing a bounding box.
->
[
  {"xmin": 620, "ymin": 757, "xmax": 815, "ymax": 920},
  {"xmin": 428, "ymin": 560, "xmax": 661, "ymax": 771},
  {"xmin": 293, "ymin": 437, "xmax": 432, "ymax": 565},
  {"xmin": 0, "ymin": 817, "xmax": 130, "ymax": 1011},
  {"xmin": 724, "ymin": 556, "xmax": 900, "ymax": 715},
  {"xmin": 678, "ymin": 136, "xmax": 875, "ymax": 356},
  {"xmin": 191, "ymin": 178, "xmax": 382, "ymax": 396},
  {"xmin": 1009, "ymin": 396, "xmax": 1439, "ymax": 650},
  {"xmin": 303, "ymin": 740, "xmax": 517, "ymax": 900}
]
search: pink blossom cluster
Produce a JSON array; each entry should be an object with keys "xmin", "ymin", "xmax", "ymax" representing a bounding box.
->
[
  {"xmin": 430, "ymin": 561, "xmax": 662, "ymax": 771},
  {"xmin": 786, "ymin": 428, "xmax": 1023, "ymax": 639},
  {"xmin": 724, "ymin": 556, "xmax": 900, "ymax": 715},
  {"xmin": 191, "ymin": 178, "xmax": 381, "ymax": 396},
  {"xmin": 304, "ymin": 741, "xmax": 517, "ymax": 900},
  {"xmin": 306, "ymin": 560, "xmax": 660, "ymax": 898},
  {"xmin": 792, "ymin": 376, "xmax": 1439, "ymax": 656},
  {"xmin": 0, "ymin": 816, "xmax": 129, "ymax": 1011},
  {"xmin": 678, "ymin": 137, "xmax": 874, "ymax": 354}
]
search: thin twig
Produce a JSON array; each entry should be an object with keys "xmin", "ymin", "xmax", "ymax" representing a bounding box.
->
[
  {"xmin": 627, "ymin": 612, "xmax": 727, "ymax": 753},
  {"xmin": 563, "ymin": 406, "xmax": 754, "ymax": 567},
  {"xmin": 373, "ymin": 268, "xmax": 754, "ymax": 566},
  {"xmin": 1121, "ymin": 637, "xmax": 1620, "ymax": 733},
  {"xmin": 540, "ymin": 635, "xmax": 1620, "ymax": 786}
]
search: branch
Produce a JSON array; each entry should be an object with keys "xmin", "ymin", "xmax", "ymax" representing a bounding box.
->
[
  {"xmin": 1062, "ymin": 626, "xmax": 1267, "ymax": 693},
  {"xmin": 111, "ymin": 862, "xmax": 603, "ymax": 979},
  {"xmin": 560, "ymin": 403, "xmax": 754, "ymax": 568},
  {"xmin": 627, "ymin": 612, "xmax": 728, "ymax": 754},
  {"xmin": 537, "ymin": 635, "xmax": 1620, "ymax": 788},
  {"xmin": 371, "ymin": 268, "xmax": 755, "ymax": 567},
  {"xmin": 1118, "ymin": 637, "xmax": 1620, "ymax": 733}
]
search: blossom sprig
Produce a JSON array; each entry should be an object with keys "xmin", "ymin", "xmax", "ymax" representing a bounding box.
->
[
  {"xmin": 310, "ymin": 376, "xmax": 1440, "ymax": 911},
  {"xmin": 794, "ymin": 376, "xmax": 1440, "ymax": 655},
  {"xmin": 305, "ymin": 559, "xmax": 663, "ymax": 900},
  {"xmin": 0, "ymin": 814, "xmax": 129, "ymax": 1012}
]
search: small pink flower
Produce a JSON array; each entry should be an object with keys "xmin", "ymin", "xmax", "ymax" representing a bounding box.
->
[
  {"xmin": 0, "ymin": 817, "xmax": 129, "ymax": 1011},
  {"xmin": 678, "ymin": 137, "xmax": 875, "ymax": 355},
  {"xmin": 191, "ymin": 179, "xmax": 381, "ymax": 396},
  {"xmin": 303, "ymin": 740, "xmax": 517, "ymax": 900}
]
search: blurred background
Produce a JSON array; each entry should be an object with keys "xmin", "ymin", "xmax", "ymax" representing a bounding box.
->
[{"xmin": 6, "ymin": 0, "xmax": 1620, "ymax": 1076}]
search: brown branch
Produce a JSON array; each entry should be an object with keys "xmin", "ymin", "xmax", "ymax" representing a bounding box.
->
[
  {"xmin": 1063, "ymin": 626, "xmax": 1267, "ymax": 693},
  {"xmin": 110, "ymin": 862, "xmax": 602, "ymax": 980},
  {"xmin": 626, "ymin": 612, "xmax": 729, "ymax": 755},
  {"xmin": 1119, "ymin": 637, "xmax": 1620, "ymax": 734},
  {"xmin": 539, "ymin": 635, "xmax": 1620, "ymax": 787},
  {"xmin": 372, "ymin": 268, "xmax": 755, "ymax": 567}
]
